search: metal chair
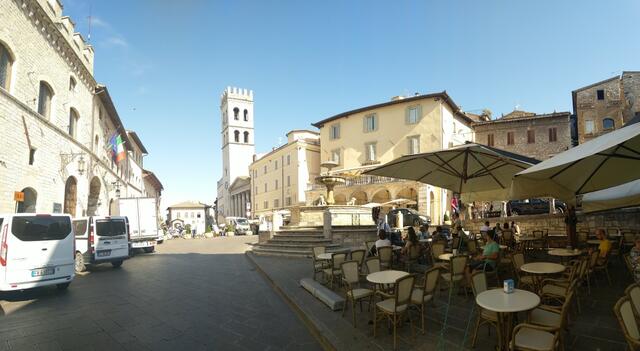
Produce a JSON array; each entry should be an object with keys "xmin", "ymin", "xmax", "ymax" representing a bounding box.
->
[
  {"xmin": 377, "ymin": 246, "xmax": 392, "ymax": 270},
  {"xmin": 350, "ymin": 249, "xmax": 366, "ymax": 272},
  {"xmin": 341, "ymin": 260, "xmax": 374, "ymax": 327},
  {"xmin": 441, "ymin": 255, "xmax": 468, "ymax": 298},
  {"xmin": 470, "ymin": 271, "xmax": 499, "ymax": 348},
  {"xmin": 512, "ymin": 252, "xmax": 536, "ymax": 291},
  {"xmin": 405, "ymin": 245, "xmax": 420, "ymax": 273},
  {"xmin": 431, "ymin": 242, "xmax": 448, "ymax": 269},
  {"xmin": 614, "ymin": 296, "xmax": 640, "ymax": 351},
  {"xmin": 312, "ymin": 246, "xmax": 329, "ymax": 281},
  {"xmin": 322, "ymin": 252, "xmax": 347, "ymax": 289},
  {"xmin": 410, "ymin": 267, "xmax": 440, "ymax": 334}
]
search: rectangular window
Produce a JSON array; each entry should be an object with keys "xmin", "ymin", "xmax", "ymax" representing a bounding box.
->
[
  {"xmin": 408, "ymin": 136, "xmax": 420, "ymax": 154},
  {"xmin": 507, "ymin": 132, "xmax": 515, "ymax": 145},
  {"xmin": 364, "ymin": 114, "xmax": 377, "ymax": 132},
  {"xmin": 29, "ymin": 147, "xmax": 36, "ymax": 165},
  {"xmin": 548, "ymin": 128, "xmax": 557, "ymax": 142},
  {"xmin": 274, "ymin": 199, "xmax": 280, "ymax": 208},
  {"xmin": 286, "ymin": 197, "xmax": 291, "ymax": 206},
  {"xmin": 176, "ymin": 212, "xmax": 181, "ymax": 219},
  {"xmin": 331, "ymin": 149, "xmax": 341, "ymax": 164},
  {"xmin": 264, "ymin": 183, "xmax": 267, "ymax": 192},
  {"xmin": 406, "ymin": 106, "xmax": 420, "ymax": 124},
  {"xmin": 287, "ymin": 154, "xmax": 290, "ymax": 165},
  {"xmin": 287, "ymin": 175, "xmax": 291, "ymax": 187},
  {"xmin": 275, "ymin": 160, "xmax": 278, "ymax": 170},
  {"xmin": 263, "ymin": 165, "xmax": 267, "ymax": 174},
  {"xmin": 487, "ymin": 134, "xmax": 494, "ymax": 147},
  {"xmin": 365, "ymin": 142, "xmax": 377, "ymax": 162},
  {"xmin": 527, "ymin": 130, "xmax": 535, "ymax": 144},
  {"xmin": 330, "ymin": 124, "xmax": 340, "ymax": 140},
  {"xmin": 255, "ymin": 186, "xmax": 258, "ymax": 194},
  {"xmin": 11, "ymin": 216, "xmax": 71, "ymax": 241},
  {"xmin": 585, "ymin": 120, "xmax": 595, "ymax": 134},
  {"xmin": 275, "ymin": 180, "xmax": 278, "ymax": 189},
  {"xmin": 596, "ymin": 89, "xmax": 605, "ymax": 100},
  {"xmin": 264, "ymin": 201, "xmax": 268, "ymax": 209}
]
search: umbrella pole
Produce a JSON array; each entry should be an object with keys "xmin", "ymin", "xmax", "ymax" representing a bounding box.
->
[{"xmin": 565, "ymin": 206, "xmax": 578, "ymax": 248}]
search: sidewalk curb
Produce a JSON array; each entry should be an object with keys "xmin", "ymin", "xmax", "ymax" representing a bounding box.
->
[{"xmin": 244, "ymin": 251, "xmax": 336, "ymax": 351}]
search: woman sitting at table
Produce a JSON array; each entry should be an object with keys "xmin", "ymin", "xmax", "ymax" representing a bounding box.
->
[
  {"xmin": 465, "ymin": 230, "xmax": 500, "ymax": 281},
  {"xmin": 402, "ymin": 227, "xmax": 419, "ymax": 255}
]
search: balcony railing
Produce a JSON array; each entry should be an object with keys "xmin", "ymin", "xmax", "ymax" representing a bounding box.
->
[{"xmin": 307, "ymin": 174, "xmax": 403, "ymax": 191}]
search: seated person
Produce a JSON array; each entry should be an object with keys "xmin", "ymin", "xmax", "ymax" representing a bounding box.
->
[
  {"xmin": 388, "ymin": 230, "xmax": 404, "ymax": 247},
  {"xmin": 466, "ymin": 230, "xmax": 500, "ymax": 278},
  {"xmin": 402, "ymin": 227, "xmax": 420, "ymax": 255},
  {"xmin": 371, "ymin": 229, "xmax": 391, "ymax": 256},
  {"xmin": 432, "ymin": 226, "xmax": 447, "ymax": 242},
  {"xmin": 493, "ymin": 222, "xmax": 502, "ymax": 237},
  {"xmin": 479, "ymin": 221, "xmax": 490, "ymax": 233},
  {"xmin": 592, "ymin": 228, "xmax": 611, "ymax": 264},
  {"xmin": 418, "ymin": 225, "xmax": 430, "ymax": 240},
  {"xmin": 510, "ymin": 221, "xmax": 521, "ymax": 236}
]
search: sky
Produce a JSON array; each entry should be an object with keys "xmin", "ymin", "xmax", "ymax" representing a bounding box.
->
[{"xmin": 62, "ymin": 0, "xmax": 640, "ymax": 210}]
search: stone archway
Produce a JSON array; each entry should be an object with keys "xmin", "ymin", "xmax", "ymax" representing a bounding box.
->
[
  {"xmin": 350, "ymin": 191, "xmax": 368, "ymax": 205},
  {"xmin": 396, "ymin": 187, "xmax": 418, "ymax": 209},
  {"xmin": 63, "ymin": 176, "xmax": 77, "ymax": 217},
  {"xmin": 334, "ymin": 193, "xmax": 347, "ymax": 205},
  {"xmin": 372, "ymin": 189, "xmax": 391, "ymax": 204},
  {"xmin": 17, "ymin": 187, "xmax": 37, "ymax": 213},
  {"xmin": 87, "ymin": 177, "xmax": 101, "ymax": 216}
]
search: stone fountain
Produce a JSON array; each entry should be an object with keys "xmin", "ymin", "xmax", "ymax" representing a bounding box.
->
[{"xmin": 315, "ymin": 161, "xmax": 346, "ymax": 205}]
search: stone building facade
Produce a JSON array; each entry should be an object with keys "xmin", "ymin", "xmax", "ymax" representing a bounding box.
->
[
  {"xmin": 249, "ymin": 130, "xmax": 320, "ymax": 219},
  {"xmin": 216, "ymin": 87, "xmax": 255, "ymax": 223},
  {"xmin": 472, "ymin": 110, "xmax": 572, "ymax": 160},
  {"xmin": 572, "ymin": 71, "xmax": 640, "ymax": 144},
  {"xmin": 308, "ymin": 92, "xmax": 474, "ymax": 224},
  {"xmin": 228, "ymin": 176, "xmax": 250, "ymax": 218},
  {"xmin": 0, "ymin": 0, "xmax": 161, "ymax": 216},
  {"xmin": 166, "ymin": 201, "xmax": 210, "ymax": 233}
]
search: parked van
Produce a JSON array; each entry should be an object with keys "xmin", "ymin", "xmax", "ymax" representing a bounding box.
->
[
  {"xmin": 225, "ymin": 217, "xmax": 253, "ymax": 235},
  {"xmin": 0, "ymin": 214, "xmax": 75, "ymax": 291},
  {"xmin": 73, "ymin": 216, "xmax": 130, "ymax": 272}
]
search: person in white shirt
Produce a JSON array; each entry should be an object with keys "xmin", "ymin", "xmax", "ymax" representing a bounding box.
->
[{"xmin": 479, "ymin": 221, "xmax": 490, "ymax": 233}]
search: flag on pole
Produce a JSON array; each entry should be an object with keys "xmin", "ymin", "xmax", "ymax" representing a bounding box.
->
[{"xmin": 109, "ymin": 133, "xmax": 126, "ymax": 163}]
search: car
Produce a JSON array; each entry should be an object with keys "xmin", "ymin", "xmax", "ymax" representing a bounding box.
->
[
  {"xmin": 507, "ymin": 199, "xmax": 566, "ymax": 216},
  {"xmin": 73, "ymin": 216, "xmax": 130, "ymax": 272},
  {"xmin": 0, "ymin": 214, "xmax": 75, "ymax": 291},
  {"xmin": 225, "ymin": 217, "xmax": 253, "ymax": 235},
  {"xmin": 387, "ymin": 208, "xmax": 431, "ymax": 227}
]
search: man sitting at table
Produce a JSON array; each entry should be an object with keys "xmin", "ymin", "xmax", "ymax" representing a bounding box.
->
[
  {"xmin": 466, "ymin": 230, "xmax": 500, "ymax": 281},
  {"xmin": 418, "ymin": 225, "xmax": 430, "ymax": 240},
  {"xmin": 480, "ymin": 221, "xmax": 490, "ymax": 233},
  {"xmin": 374, "ymin": 229, "xmax": 391, "ymax": 253},
  {"xmin": 593, "ymin": 228, "xmax": 612, "ymax": 264}
]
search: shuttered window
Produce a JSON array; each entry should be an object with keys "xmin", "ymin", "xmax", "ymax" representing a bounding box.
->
[
  {"xmin": 406, "ymin": 105, "xmax": 422, "ymax": 124},
  {"xmin": 548, "ymin": 128, "xmax": 557, "ymax": 142},
  {"xmin": 487, "ymin": 134, "xmax": 494, "ymax": 147},
  {"xmin": 330, "ymin": 124, "xmax": 340, "ymax": 139},
  {"xmin": 507, "ymin": 132, "xmax": 515, "ymax": 145},
  {"xmin": 363, "ymin": 114, "xmax": 378, "ymax": 132},
  {"xmin": 527, "ymin": 130, "xmax": 535, "ymax": 144}
]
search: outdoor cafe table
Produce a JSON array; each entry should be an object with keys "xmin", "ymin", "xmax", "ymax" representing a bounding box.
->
[
  {"xmin": 548, "ymin": 248, "xmax": 582, "ymax": 264},
  {"xmin": 438, "ymin": 253, "xmax": 454, "ymax": 261},
  {"xmin": 476, "ymin": 288, "xmax": 540, "ymax": 351},
  {"xmin": 517, "ymin": 236, "xmax": 543, "ymax": 253},
  {"xmin": 520, "ymin": 262, "xmax": 566, "ymax": 291}
]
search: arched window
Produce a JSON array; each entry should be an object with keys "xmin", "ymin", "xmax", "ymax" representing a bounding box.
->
[
  {"xmin": 233, "ymin": 107, "xmax": 239, "ymax": 120},
  {"xmin": 37, "ymin": 81, "xmax": 54, "ymax": 119},
  {"xmin": 69, "ymin": 76, "xmax": 76, "ymax": 92},
  {"xmin": 234, "ymin": 130, "xmax": 240, "ymax": 142},
  {"xmin": 243, "ymin": 109, "xmax": 248, "ymax": 121},
  {"xmin": 243, "ymin": 131, "xmax": 249, "ymax": 143},
  {"xmin": 603, "ymin": 118, "xmax": 615, "ymax": 130},
  {"xmin": 68, "ymin": 108, "xmax": 79, "ymax": 138},
  {"xmin": 0, "ymin": 42, "xmax": 13, "ymax": 91},
  {"xmin": 17, "ymin": 187, "xmax": 37, "ymax": 213}
]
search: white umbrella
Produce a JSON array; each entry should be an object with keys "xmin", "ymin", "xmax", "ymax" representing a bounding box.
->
[
  {"xmin": 382, "ymin": 198, "xmax": 417, "ymax": 206},
  {"xmin": 581, "ymin": 179, "xmax": 640, "ymax": 213},
  {"xmin": 365, "ymin": 142, "xmax": 539, "ymax": 201},
  {"xmin": 362, "ymin": 202, "xmax": 382, "ymax": 208},
  {"xmin": 512, "ymin": 123, "xmax": 640, "ymax": 202}
]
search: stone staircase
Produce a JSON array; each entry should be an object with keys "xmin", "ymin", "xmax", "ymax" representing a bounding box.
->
[{"xmin": 251, "ymin": 225, "xmax": 343, "ymax": 258}]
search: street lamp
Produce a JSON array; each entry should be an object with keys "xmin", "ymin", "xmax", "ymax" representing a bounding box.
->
[
  {"xmin": 77, "ymin": 155, "xmax": 85, "ymax": 175},
  {"xmin": 59, "ymin": 152, "xmax": 87, "ymax": 175}
]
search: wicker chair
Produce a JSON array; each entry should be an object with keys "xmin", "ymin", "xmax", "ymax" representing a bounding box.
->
[
  {"xmin": 510, "ymin": 323, "xmax": 561, "ymax": 351},
  {"xmin": 341, "ymin": 260, "xmax": 374, "ymax": 327},
  {"xmin": 323, "ymin": 252, "xmax": 347, "ymax": 289},
  {"xmin": 378, "ymin": 246, "xmax": 393, "ymax": 270},
  {"xmin": 350, "ymin": 249, "xmax": 366, "ymax": 272},
  {"xmin": 373, "ymin": 274, "xmax": 416, "ymax": 350},
  {"xmin": 312, "ymin": 246, "xmax": 329, "ymax": 281},
  {"xmin": 625, "ymin": 283, "xmax": 640, "ymax": 318},
  {"xmin": 410, "ymin": 267, "xmax": 440, "ymax": 334},
  {"xmin": 467, "ymin": 239, "xmax": 478, "ymax": 255},
  {"xmin": 586, "ymin": 249, "xmax": 600, "ymax": 294},
  {"xmin": 614, "ymin": 296, "xmax": 640, "ymax": 351},
  {"xmin": 441, "ymin": 255, "xmax": 468, "ymax": 298},
  {"xmin": 512, "ymin": 252, "xmax": 536, "ymax": 292},
  {"xmin": 431, "ymin": 242, "xmax": 448, "ymax": 269},
  {"xmin": 539, "ymin": 260, "xmax": 581, "ymax": 307},
  {"xmin": 405, "ymin": 245, "xmax": 421, "ymax": 273},
  {"xmin": 470, "ymin": 271, "xmax": 499, "ymax": 348},
  {"xmin": 365, "ymin": 241, "xmax": 376, "ymax": 256},
  {"xmin": 528, "ymin": 282, "xmax": 576, "ymax": 349},
  {"xmin": 593, "ymin": 249, "xmax": 612, "ymax": 286}
]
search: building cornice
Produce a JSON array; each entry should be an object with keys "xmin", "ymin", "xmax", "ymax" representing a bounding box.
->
[
  {"xmin": 471, "ymin": 112, "xmax": 571, "ymax": 127},
  {"xmin": 16, "ymin": 0, "xmax": 97, "ymax": 89}
]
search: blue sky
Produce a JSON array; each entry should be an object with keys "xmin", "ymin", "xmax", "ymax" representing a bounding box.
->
[{"xmin": 63, "ymin": 0, "xmax": 640, "ymax": 209}]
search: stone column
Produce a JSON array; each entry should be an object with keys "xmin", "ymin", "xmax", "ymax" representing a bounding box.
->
[
  {"xmin": 323, "ymin": 208, "xmax": 332, "ymax": 240},
  {"xmin": 549, "ymin": 198, "xmax": 556, "ymax": 215}
]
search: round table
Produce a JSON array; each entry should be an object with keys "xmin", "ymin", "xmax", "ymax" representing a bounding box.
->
[
  {"xmin": 366, "ymin": 270, "xmax": 409, "ymax": 285},
  {"xmin": 548, "ymin": 248, "xmax": 581, "ymax": 257},
  {"xmin": 438, "ymin": 253, "xmax": 453, "ymax": 261},
  {"xmin": 316, "ymin": 253, "xmax": 333, "ymax": 260},
  {"xmin": 476, "ymin": 288, "xmax": 541, "ymax": 350},
  {"xmin": 520, "ymin": 262, "xmax": 566, "ymax": 275}
]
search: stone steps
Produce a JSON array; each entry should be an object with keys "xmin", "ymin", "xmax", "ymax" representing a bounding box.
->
[
  {"xmin": 251, "ymin": 225, "xmax": 345, "ymax": 258},
  {"xmin": 258, "ymin": 242, "xmax": 341, "ymax": 250}
]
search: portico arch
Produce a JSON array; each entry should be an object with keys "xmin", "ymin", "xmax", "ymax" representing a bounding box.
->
[
  {"xmin": 372, "ymin": 189, "xmax": 391, "ymax": 204},
  {"xmin": 350, "ymin": 191, "xmax": 368, "ymax": 205},
  {"xmin": 17, "ymin": 187, "xmax": 37, "ymax": 213},
  {"xmin": 63, "ymin": 176, "xmax": 77, "ymax": 217},
  {"xmin": 87, "ymin": 177, "xmax": 101, "ymax": 216}
]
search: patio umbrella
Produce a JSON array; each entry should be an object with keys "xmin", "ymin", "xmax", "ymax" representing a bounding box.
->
[
  {"xmin": 511, "ymin": 122, "xmax": 640, "ymax": 203},
  {"xmin": 581, "ymin": 179, "xmax": 640, "ymax": 213},
  {"xmin": 364, "ymin": 142, "xmax": 539, "ymax": 201},
  {"xmin": 362, "ymin": 202, "xmax": 382, "ymax": 208},
  {"xmin": 382, "ymin": 198, "xmax": 417, "ymax": 206}
]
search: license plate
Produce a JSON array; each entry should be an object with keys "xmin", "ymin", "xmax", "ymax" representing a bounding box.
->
[
  {"xmin": 132, "ymin": 241, "xmax": 151, "ymax": 248},
  {"xmin": 31, "ymin": 267, "xmax": 55, "ymax": 277},
  {"xmin": 97, "ymin": 250, "xmax": 111, "ymax": 257}
]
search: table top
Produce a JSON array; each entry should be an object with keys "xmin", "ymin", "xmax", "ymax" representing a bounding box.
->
[
  {"xmin": 520, "ymin": 262, "xmax": 566, "ymax": 274},
  {"xmin": 439, "ymin": 253, "xmax": 454, "ymax": 261},
  {"xmin": 476, "ymin": 288, "xmax": 540, "ymax": 313},
  {"xmin": 366, "ymin": 270, "xmax": 409, "ymax": 285},
  {"xmin": 587, "ymin": 240, "xmax": 601, "ymax": 245},
  {"xmin": 548, "ymin": 249, "xmax": 582, "ymax": 257},
  {"xmin": 316, "ymin": 253, "xmax": 333, "ymax": 260}
]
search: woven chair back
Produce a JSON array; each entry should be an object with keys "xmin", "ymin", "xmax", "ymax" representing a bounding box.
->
[
  {"xmin": 394, "ymin": 275, "xmax": 415, "ymax": 310},
  {"xmin": 341, "ymin": 260, "xmax": 360, "ymax": 285},
  {"xmin": 471, "ymin": 271, "xmax": 488, "ymax": 296},
  {"xmin": 365, "ymin": 257, "xmax": 381, "ymax": 274}
]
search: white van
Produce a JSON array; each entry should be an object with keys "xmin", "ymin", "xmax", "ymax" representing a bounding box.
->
[
  {"xmin": 73, "ymin": 216, "xmax": 130, "ymax": 272},
  {"xmin": 225, "ymin": 217, "xmax": 253, "ymax": 235},
  {"xmin": 0, "ymin": 214, "xmax": 75, "ymax": 291}
]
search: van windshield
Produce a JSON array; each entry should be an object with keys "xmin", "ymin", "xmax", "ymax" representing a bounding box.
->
[
  {"xmin": 72, "ymin": 220, "xmax": 88, "ymax": 237},
  {"xmin": 236, "ymin": 218, "xmax": 249, "ymax": 225},
  {"xmin": 96, "ymin": 220, "xmax": 127, "ymax": 237},
  {"xmin": 11, "ymin": 216, "xmax": 71, "ymax": 241}
]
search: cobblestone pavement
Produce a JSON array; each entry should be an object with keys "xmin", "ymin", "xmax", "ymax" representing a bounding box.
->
[{"xmin": 0, "ymin": 237, "xmax": 321, "ymax": 351}]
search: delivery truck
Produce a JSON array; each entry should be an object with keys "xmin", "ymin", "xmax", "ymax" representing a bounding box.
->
[{"xmin": 111, "ymin": 197, "xmax": 159, "ymax": 253}]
